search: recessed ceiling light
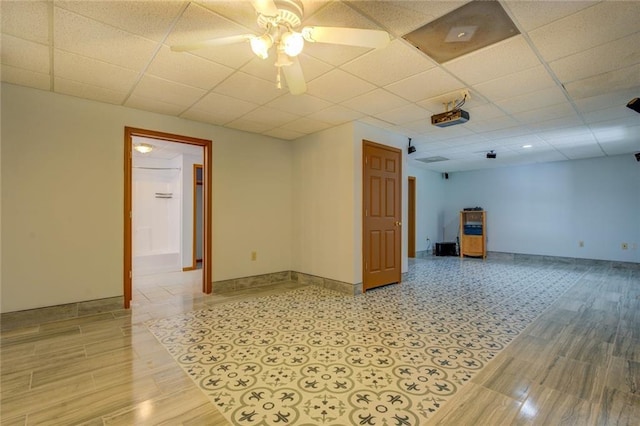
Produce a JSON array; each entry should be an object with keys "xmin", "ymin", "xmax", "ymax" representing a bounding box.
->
[
  {"xmin": 134, "ymin": 143, "xmax": 154, "ymax": 154},
  {"xmin": 522, "ymin": 144, "xmax": 533, "ymax": 149}
]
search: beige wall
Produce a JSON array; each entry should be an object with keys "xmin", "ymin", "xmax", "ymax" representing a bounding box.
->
[
  {"xmin": 1, "ymin": 83, "xmax": 293, "ymax": 312},
  {"xmin": 291, "ymin": 122, "xmax": 411, "ymax": 285},
  {"xmin": 291, "ymin": 124, "xmax": 357, "ymax": 283}
]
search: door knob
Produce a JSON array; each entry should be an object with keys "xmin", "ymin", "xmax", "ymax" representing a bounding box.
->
[{"xmin": 395, "ymin": 221, "xmax": 402, "ymax": 226}]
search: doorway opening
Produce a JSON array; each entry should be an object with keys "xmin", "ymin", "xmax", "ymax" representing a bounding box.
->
[
  {"xmin": 124, "ymin": 127, "xmax": 212, "ymax": 309},
  {"xmin": 408, "ymin": 176, "xmax": 416, "ymax": 258}
]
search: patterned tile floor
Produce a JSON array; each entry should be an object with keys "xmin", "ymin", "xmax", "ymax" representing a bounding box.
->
[{"xmin": 147, "ymin": 258, "xmax": 587, "ymax": 425}]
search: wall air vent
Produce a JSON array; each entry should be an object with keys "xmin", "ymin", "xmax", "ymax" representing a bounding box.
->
[{"xmin": 416, "ymin": 156, "xmax": 449, "ymax": 164}]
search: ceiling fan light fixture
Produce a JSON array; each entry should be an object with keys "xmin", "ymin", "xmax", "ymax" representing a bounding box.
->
[
  {"xmin": 250, "ymin": 34, "xmax": 273, "ymax": 59},
  {"xmin": 281, "ymin": 31, "xmax": 304, "ymax": 56}
]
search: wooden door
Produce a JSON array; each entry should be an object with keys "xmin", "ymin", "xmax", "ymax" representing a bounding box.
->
[{"xmin": 363, "ymin": 141, "xmax": 402, "ymax": 291}]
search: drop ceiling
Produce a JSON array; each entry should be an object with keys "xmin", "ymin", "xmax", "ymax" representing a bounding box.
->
[{"xmin": 1, "ymin": 0, "xmax": 639, "ymax": 172}]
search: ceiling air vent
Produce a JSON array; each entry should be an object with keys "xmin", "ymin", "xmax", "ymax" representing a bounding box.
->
[
  {"xmin": 416, "ymin": 156, "xmax": 449, "ymax": 164},
  {"xmin": 402, "ymin": 0, "xmax": 520, "ymax": 64}
]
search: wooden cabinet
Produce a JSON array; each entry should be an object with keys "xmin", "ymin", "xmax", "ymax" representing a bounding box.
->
[{"xmin": 460, "ymin": 210, "xmax": 486, "ymax": 258}]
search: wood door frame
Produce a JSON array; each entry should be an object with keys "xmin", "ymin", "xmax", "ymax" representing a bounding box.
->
[
  {"xmin": 362, "ymin": 140, "xmax": 402, "ymax": 291},
  {"xmin": 124, "ymin": 127, "xmax": 213, "ymax": 309},
  {"xmin": 408, "ymin": 176, "xmax": 416, "ymax": 258}
]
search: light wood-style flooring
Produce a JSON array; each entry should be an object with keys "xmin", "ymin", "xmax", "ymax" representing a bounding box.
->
[{"xmin": 1, "ymin": 258, "xmax": 638, "ymax": 425}]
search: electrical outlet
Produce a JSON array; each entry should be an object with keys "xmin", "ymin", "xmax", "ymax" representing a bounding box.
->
[
  {"xmin": 621, "ymin": 243, "xmax": 628, "ymax": 250},
  {"xmin": 251, "ymin": 251, "xmax": 257, "ymax": 261},
  {"xmin": 579, "ymin": 241, "xmax": 584, "ymax": 247}
]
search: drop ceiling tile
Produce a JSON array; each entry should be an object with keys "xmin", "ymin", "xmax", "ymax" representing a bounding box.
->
[
  {"xmin": 375, "ymin": 104, "xmax": 431, "ymax": 126},
  {"xmin": 281, "ymin": 117, "xmax": 334, "ymax": 134},
  {"xmin": 197, "ymin": 0, "xmax": 258, "ymax": 29},
  {"xmin": 341, "ymin": 39, "xmax": 436, "ymax": 87},
  {"xmin": 549, "ymin": 32, "xmax": 640, "ymax": 85},
  {"xmin": 306, "ymin": 104, "xmax": 365, "ymax": 125},
  {"xmin": 526, "ymin": 114, "xmax": 585, "ymax": 132},
  {"xmin": 591, "ymin": 122, "xmax": 640, "ymax": 145},
  {"xmin": 164, "ymin": 2, "xmax": 255, "ymax": 68},
  {"xmin": 416, "ymin": 89, "xmax": 485, "ymax": 113},
  {"xmin": 131, "ymin": 74, "xmax": 206, "ymax": 107},
  {"xmin": 479, "ymin": 126, "xmax": 536, "ymax": 141},
  {"xmin": 599, "ymin": 140, "xmax": 640, "ymax": 156},
  {"xmin": 54, "ymin": 50, "xmax": 139, "ymax": 92},
  {"xmin": 564, "ymin": 63, "xmax": 640, "ymax": 100},
  {"xmin": 538, "ymin": 126, "xmax": 596, "ymax": 146},
  {"xmin": 55, "ymin": 77, "xmax": 127, "ymax": 105},
  {"xmin": 301, "ymin": 1, "xmax": 385, "ymax": 66},
  {"xmin": 240, "ymin": 106, "xmax": 300, "ymax": 128},
  {"xmin": 350, "ymin": 1, "xmax": 463, "ymax": 39},
  {"xmin": 187, "ymin": 91, "xmax": 258, "ymax": 124},
  {"xmin": 443, "ymin": 36, "xmax": 540, "ymax": 85},
  {"xmin": 419, "ymin": 124, "xmax": 476, "ymax": 141},
  {"xmin": 341, "ymin": 89, "xmax": 407, "ymax": 116},
  {"xmin": 182, "ymin": 98, "xmax": 257, "ymax": 126},
  {"xmin": 238, "ymin": 53, "xmax": 331, "ymax": 90},
  {"xmin": 385, "ymin": 67, "xmax": 464, "ymax": 103},
  {"xmin": 401, "ymin": 119, "xmax": 442, "ymax": 135},
  {"xmin": 581, "ymin": 105, "xmax": 639, "ymax": 126},
  {"xmin": 1, "ymin": 0, "xmax": 49, "ymax": 43},
  {"xmin": 306, "ymin": 69, "xmax": 375, "ymax": 103},
  {"xmin": 504, "ymin": 1, "xmax": 597, "ymax": 32},
  {"xmin": 492, "ymin": 134, "xmax": 548, "ymax": 149},
  {"xmin": 55, "ymin": 1, "xmax": 185, "ymax": 41},
  {"xmin": 1, "ymin": 64, "xmax": 50, "ymax": 90},
  {"xmin": 54, "ymin": 8, "xmax": 158, "ymax": 71},
  {"xmin": 266, "ymin": 93, "xmax": 332, "ymax": 116},
  {"xmin": 213, "ymin": 72, "xmax": 283, "ymax": 104},
  {"xmin": 512, "ymin": 102, "xmax": 577, "ymax": 125},
  {"xmin": 1, "ymin": 34, "xmax": 49, "ymax": 72},
  {"xmin": 464, "ymin": 104, "xmax": 508, "ymax": 121},
  {"xmin": 303, "ymin": 43, "xmax": 373, "ymax": 68},
  {"xmin": 126, "ymin": 94, "xmax": 186, "ymax": 116},
  {"xmin": 240, "ymin": 56, "xmax": 281, "ymax": 83},
  {"xmin": 556, "ymin": 144, "xmax": 605, "ymax": 160},
  {"xmin": 147, "ymin": 46, "xmax": 234, "ymax": 90},
  {"xmin": 573, "ymin": 87, "xmax": 640, "ymax": 114},
  {"xmin": 225, "ymin": 118, "xmax": 274, "ymax": 134},
  {"xmin": 296, "ymin": 54, "xmax": 334, "ymax": 82},
  {"xmin": 304, "ymin": 1, "xmax": 382, "ymax": 32},
  {"xmin": 464, "ymin": 115, "xmax": 520, "ymax": 133},
  {"xmin": 529, "ymin": 1, "xmax": 640, "ymax": 62},
  {"xmin": 496, "ymin": 86, "xmax": 569, "ymax": 115},
  {"xmin": 474, "ymin": 65, "xmax": 557, "ymax": 102},
  {"xmin": 262, "ymin": 127, "xmax": 306, "ymax": 140}
]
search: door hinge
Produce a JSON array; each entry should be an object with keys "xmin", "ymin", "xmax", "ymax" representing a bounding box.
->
[
  {"xmin": 129, "ymin": 271, "xmax": 132, "ymax": 279},
  {"xmin": 365, "ymin": 262, "xmax": 368, "ymax": 270},
  {"xmin": 365, "ymin": 209, "xmax": 368, "ymax": 217},
  {"xmin": 365, "ymin": 156, "xmax": 368, "ymax": 165}
]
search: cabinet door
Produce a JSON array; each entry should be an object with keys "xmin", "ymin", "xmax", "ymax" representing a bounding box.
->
[{"xmin": 465, "ymin": 236, "xmax": 483, "ymax": 253}]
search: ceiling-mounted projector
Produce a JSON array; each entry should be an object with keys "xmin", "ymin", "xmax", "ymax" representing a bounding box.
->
[{"xmin": 431, "ymin": 109, "xmax": 470, "ymax": 127}]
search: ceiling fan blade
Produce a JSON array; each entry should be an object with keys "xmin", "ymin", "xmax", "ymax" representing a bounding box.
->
[
  {"xmin": 170, "ymin": 34, "xmax": 254, "ymax": 52},
  {"xmin": 302, "ymin": 26, "xmax": 390, "ymax": 49},
  {"xmin": 282, "ymin": 57, "xmax": 307, "ymax": 95},
  {"xmin": 250, "ymin": 0, "xmax": 279, "ymax": 16}
]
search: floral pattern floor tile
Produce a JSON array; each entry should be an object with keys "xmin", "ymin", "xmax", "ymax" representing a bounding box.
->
[{"xmin": 147, "ymin": 258, "xmax": 586, "ymax": 425}]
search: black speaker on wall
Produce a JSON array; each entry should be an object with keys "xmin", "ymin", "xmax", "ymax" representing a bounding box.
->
[
  {"xmin": 635, "ymin": 152, "xmax": 640, "ymax": 162},
  {"xmin": 627, "ymin": 98, "xmax": 640, "ymax": 113}
]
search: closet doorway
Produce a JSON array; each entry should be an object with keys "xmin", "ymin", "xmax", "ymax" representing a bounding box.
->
[{"xmin": 123, "ymin": 127, "xmax": 212, "ymax": 309}]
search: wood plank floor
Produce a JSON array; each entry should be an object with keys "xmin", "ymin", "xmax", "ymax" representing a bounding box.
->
[{"xmin": 1, "ymin": 258, "xmax": 638, "ymax": 425}]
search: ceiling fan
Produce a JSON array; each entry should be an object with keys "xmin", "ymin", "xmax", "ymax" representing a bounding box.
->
[{"xmin": 171, "ymin": 0, "xmax": 390, "ymax": 95}]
